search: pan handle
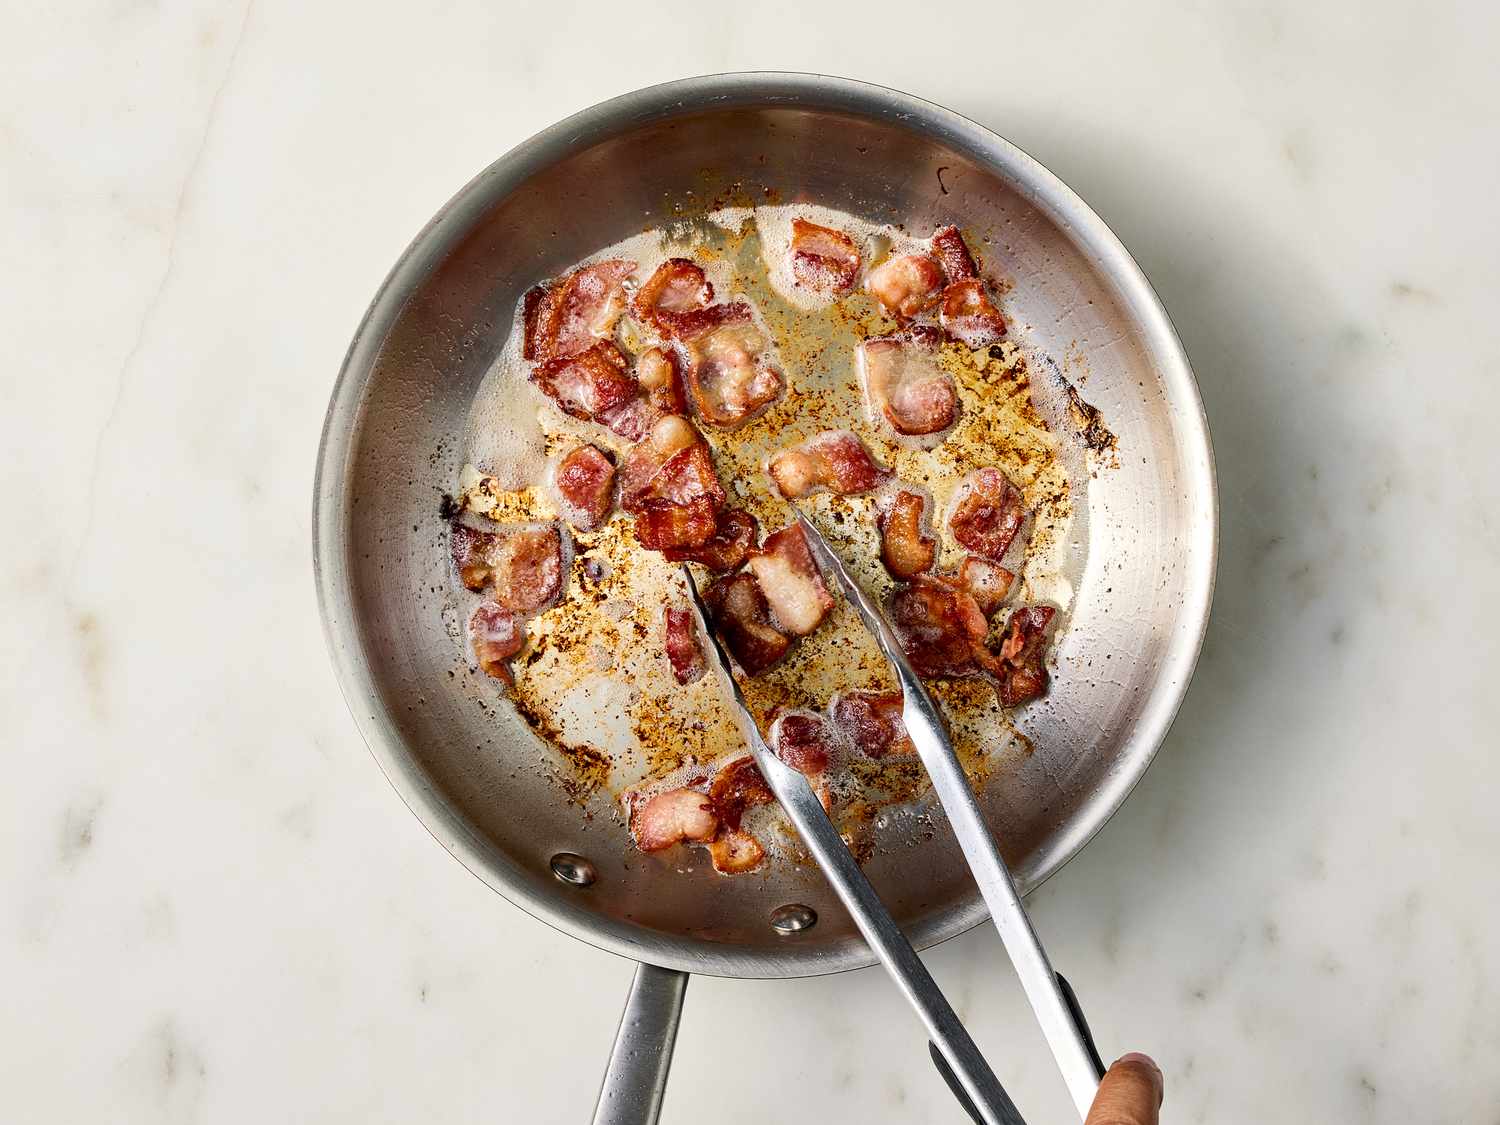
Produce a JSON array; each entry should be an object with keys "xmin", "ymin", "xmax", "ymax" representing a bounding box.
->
[{"xmin": 590, "ymin": 962, "xmax": 690, "ymax": 1125}]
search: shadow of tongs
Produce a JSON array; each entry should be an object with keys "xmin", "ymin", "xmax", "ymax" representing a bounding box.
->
[{"xmin": 680, "ymin": 512, "xmax": 1105, "ymax": 1124}]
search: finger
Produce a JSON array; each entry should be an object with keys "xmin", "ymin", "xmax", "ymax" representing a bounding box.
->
[{"xmin": 1084, "ymin": 1052, "xmax": 1164, "ymax": 1125}]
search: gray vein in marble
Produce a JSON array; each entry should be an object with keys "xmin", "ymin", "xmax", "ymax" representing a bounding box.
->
[{"xmin": 68, "ymin": 0, "xmax": 257, "ymax": 595}]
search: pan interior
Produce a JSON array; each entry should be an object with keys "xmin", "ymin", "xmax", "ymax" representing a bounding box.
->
[{"xmin": 316, "ymin": 78, "xmax": 1214, "ymax": 978}]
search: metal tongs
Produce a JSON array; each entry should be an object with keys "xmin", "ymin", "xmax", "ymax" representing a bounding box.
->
[{"xmin": 680, "ymin": 513, "xmax": 1105, "ymax": 1124}]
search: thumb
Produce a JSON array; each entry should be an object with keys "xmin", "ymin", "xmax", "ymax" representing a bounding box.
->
[{"xmin": 1084, "ymin": 1053, "xmax": 1164, "ymax": 1125}]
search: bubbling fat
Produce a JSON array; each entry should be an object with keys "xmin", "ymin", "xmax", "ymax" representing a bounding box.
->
[{"xmin": 453, "ymin": 201, "xmax": 1090, "ymax": 872}]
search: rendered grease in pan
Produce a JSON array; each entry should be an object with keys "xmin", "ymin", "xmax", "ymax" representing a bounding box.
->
[{"xmin": 450, "ymin": 205, "xmax": 1094, "ymax": 863}]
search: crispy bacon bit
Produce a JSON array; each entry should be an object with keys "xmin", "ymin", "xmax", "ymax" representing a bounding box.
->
[
  {"xmin": 860, "ymin": 326, "xmax": 959, "ymax": 436},
  {"xmin": 949, "ymin": 468, "xmax": 1025, "ymax": 561},
  {"xmin": 634, "ymin": 497, "xmax": 719, "ymax": 551},
  {"xmin": 664, "ymin": 606, "xmax": 706, "ymax": 685},
  {"xmin": 630, "ymin": 787, "xmax": 718, "ymax": 852},
  {"xmin": 554, "ymin": 444, "xmax": 615, "ymax": 532},
  {"xmin": 618, "ymin": 415, "xmax": 700, "ymax": 506},
  {"xmin": 994, "ymin": 606, "xmax": 1057, "ymax": 706},
  {"xmin": 633, "ymin": 258, "xmax": 714, "ymax": 330},
  {"xmin": 661, "ymin": 301, "xmax": 745, "ymax": 341},
  {"xmin": 831, "ymin": 690, "xmax": 914, "ymax": 758},
  {"xmin": 956, "ymin": 556, "xmax": 1014, "ymax": 617},
  {"xmin": 705, "ymin": 572, "xmax": 790, "ymax": 674},
  {"xmin": 866, "ymin": 253, "xmax": 944, "ymax": 318},
  {"xmin": 767, "ymin": 431, "xmax": 889, "ymax": 499},
  {"xmin": 889, "ymin": 574, "xmax": 990, "ymax": 678},
  {"xmin": 679, "ymin": 304, "xmax": 783, "ymax": 427},
  {"xmin": 653, "ymin": 444, "xmax": 726, "ymax": 510},
  {"xmin": 930, "ymin": 225, "xmax": 978, "ymax": 282},
  {"xmin": 619, "ymin": 418, "xmax": 726, "ymax": 552},
  {"xmin": 631, "ymin": 443, "xmax": 725, "ymax": 512},
  {"xmin": 624, "ymin": 426, "xmax": 723, "ymax": 552},
  {"xmin": 770, "ymin": 712, "xmax": 833, "ymax": 775},
  {"xmin": 522, "ymin": 284, "xmax": 552, "ymax": 361},
  {"xmin": 490, "ymin": 525, "xmax": 565, "ymax": 614},
  {"xmin": 469, "ymin": 602, "xmax": 523, "ymax": 685},
  {"xmin": 747, "ymin": 525, "xmax": 834, "ymax": 636},
  {"xmin": 709, "ymin": 830, "xmax": 766, "ymax": 874},
  {"xmin": 940, "ymin": 279, "xmax": 1007, "ymax": 349},
  {"xmin": 636, "ymin": 346, "xmax": 688, "ymax": 415},
  {"xmin": 531, "ymin": 340, "xmax": 637, "ymax": 423},
  {"xmin": 790, "ymin": 218, "xmax": 862, "ymax": 293},
  {"xmin": 598, "ymin": 396, "xmax": 659, "ymax": 442},
  {"xmin": 662, "ymin": 508, "xmax": 759, "ymax": 572},
  {"xmin": 535, "ymin": 259, "xmax": 635, "ymax": 361},
  {"xmin": 878, "ymin": 490, "xmax": 936, "ymax": 578},
  {"xmin": 451, "ymin": 522, "xmax": 501, "ymax": 591},
  {"xmin": 451, "ymin": 521, "xmax": 564, "ymax": 613},
  {"xmin": 709, "ymin": 755, "xmax": 774, "ymax": 831}
]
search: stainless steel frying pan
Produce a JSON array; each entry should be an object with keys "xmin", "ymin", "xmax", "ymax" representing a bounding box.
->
[{"xmin": 313, "ymin": 72, "xmax": 1216, "ymax": 1122}]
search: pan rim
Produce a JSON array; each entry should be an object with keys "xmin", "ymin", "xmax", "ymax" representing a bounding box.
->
[{"xmin": 312, "ymin": 70, "xmax": 1218, "ymax": 979}]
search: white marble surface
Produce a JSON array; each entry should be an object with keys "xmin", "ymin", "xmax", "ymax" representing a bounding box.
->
[{"xmin": 4, "ymin": 1, "xmax": 1498, "ymax": 1121}]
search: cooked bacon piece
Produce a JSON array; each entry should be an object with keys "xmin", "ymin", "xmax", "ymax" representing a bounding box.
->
[
  {"xmin": 651, "ymin": 444, "xmax": 726, "ymax": 510},
  {"xmin": 930, "ymin": 225, "xmax": 978, "ymax": 282},
  {"xmin": 878, "ymin": 490, "xmax": 936, "ymax": 578},
  {"xmin": 708, "ymin": 755, "xmax": 774, "ymax": 831},
  {"xmin": 866, "ymin": 253, "xmax": 944, "ymax": 318},
  {"xmin": 531, "ymin": 340, "xmax": 637, "ymax": 423},
  {"xmin": 598, "ymin": 396, "xmax": 659, "ymax": 442},
  {"xmin": 994, "ymin": 606, "xmax": 1056, "ymax": 706},
  {"xmin": 860, "ymin": 326, "xmax": 959, "ymax": 436},
  {"xmin": 634, "ymin": 497, "xmax": 719, "ymax": 551},
  {"xmin": 554, "ymin": 444, "xmax": 615, "ymax": 532},
  {"xmin": 790, "ymin": 218, "xmax": 861, "ymax": 293},
  {"xmin": 451, "ymin": 522, "xmax": 501, "ymax": 591},
  {"xmin": 770, "ymin": 711, "xmax": 833, "ymax": 775},
  {"xmin": 949, "ymin": 468, "xmax": 1025, "ymax": 561},
  {"xmin": 888, "ymin": 574, "xmax": 990, "ymax": 678},
  {"xmin": 620, "ymin": 417, "xmax": 726, "ymax": 552},
  {"xmin": 630, "ymin": 787, "xmax": 718, "ymax": 852},
  {"xmin": 618, "ymin": 415, "xmax": 701, "ymax": 507},
  {"xmin": 491, "ymin": 525, "xmax": 565, "ymax": 614},
  {"xmin": 747, "ymin": 525, "xmax": 834, "ymax": 636},
  {"xmin": 622, "ymin": 442, "xmax": 725, "ymax": 514},
  {"xmin": 469, "ymin": 602, "xmax": 523, "ymax": 685},
  {"xmin": 679, "ymin": 304, "xmax": 783, "ymax": 427},
  {"xmin": 663, "ymin": 606, "xmax": 706, "ymax": 685},
  {"xmin": 593, "ymin": 348, "xmax": 686, "ymax": 444},
  {"xmin": 522, "ymin": 284, "xmax": 552, "ymax": 361},
  {"xmin": 633, "ymin": 258, "xmax": 714, "ymax": 331},
  {"xmin": 709, "ymin": 830, "xmax": 766, "ymax": 874},
  {"xmin": 536, "ymin": 259, "xmax": 635, "ymax": 361},
  {"xmin": 705, "ymin": 572, "xmax": 791, "ymax": 674},
  {"xmin": 624, "ymin": 423, "xmax": 723, "ymax": 552},
  {"xmin": 887, "ymin": 375, "xmax": 958, "ymax": 436},
  {"xmin": 767, "ymin": 431, "xmax": 889, "ymax": 499},
  {"xmin": 831, "ymin": 690, "xmax": 914, "ymax": 758},
  {"xmin": 662, "ymin": 508, "xmax": 759, "ymax": 572},
  {"xmin": 956, "ymin": 556, "xmax": 1014, "ymax": 617},
  {"xmin": 636, "ymin": 346, "xmax": 688, "ymax": 415},
  {"xmin": 940, "ymin": 279, "xmax": 1007, "ymax": 349},
  {"xmin": 661, "ymin": 301, "xmax": 746, "ymax": 341},
  {"xmin": 451, "ymin": 521, "xmax": 564, "ymax": 613}
]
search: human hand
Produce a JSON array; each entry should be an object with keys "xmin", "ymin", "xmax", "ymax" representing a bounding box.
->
[{"xmin": 1084, "ymin": 1053, "xmax": 1164, "ymax": 1124}]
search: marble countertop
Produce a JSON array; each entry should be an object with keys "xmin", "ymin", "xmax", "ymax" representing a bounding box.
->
[{"xmin": 5, "ymin": 2, "xmax": 1498, "ymax": 1121}]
